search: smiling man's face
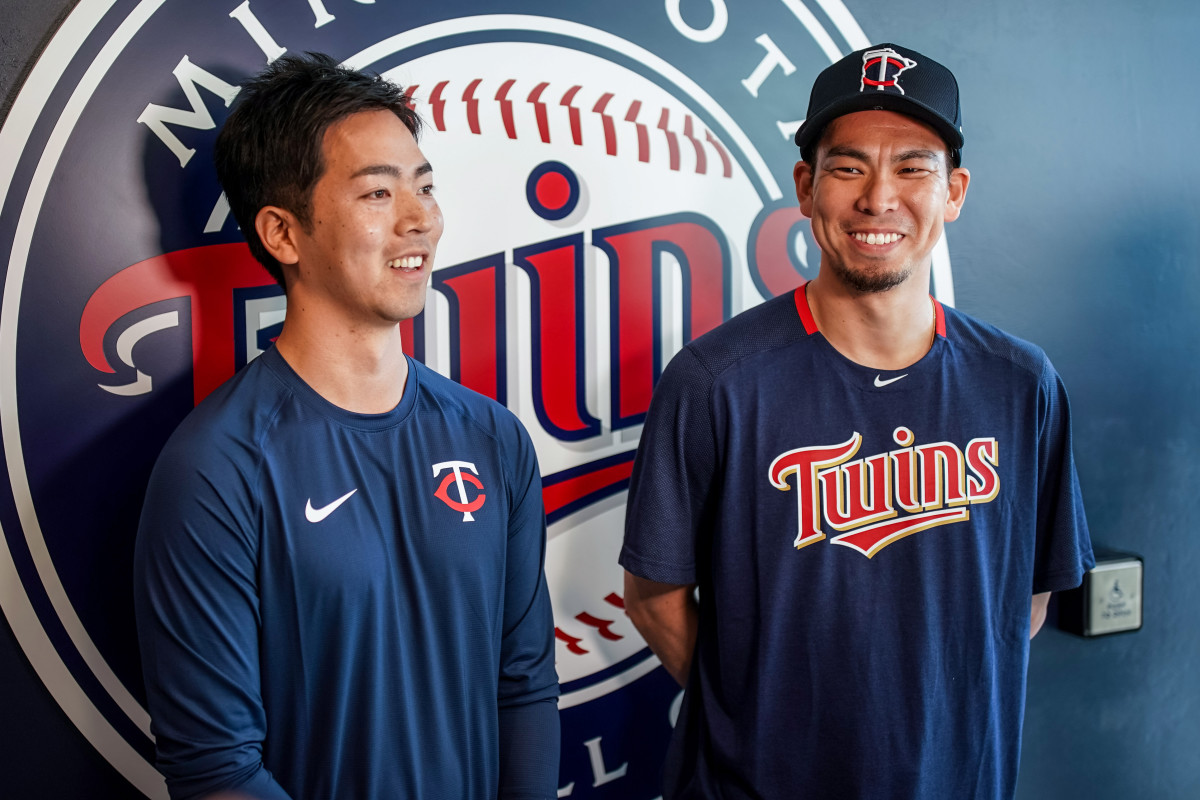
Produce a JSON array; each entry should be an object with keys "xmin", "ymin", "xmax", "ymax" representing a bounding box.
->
[
  {"xmin": 286, "ymin": 108, "xmax": 445, "ymax": 328},
  {"xmin": 794, "ymin": 109, "xmax": 968, "ymax": 294}
]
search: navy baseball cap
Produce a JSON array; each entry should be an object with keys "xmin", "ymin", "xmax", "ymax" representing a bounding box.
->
[{"xmin": 794, "ymin": 43, "xmax": 963, "ymax": 166}]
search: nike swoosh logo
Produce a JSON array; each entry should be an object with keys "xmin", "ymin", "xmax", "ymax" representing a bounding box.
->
[
  {"xmin": 873, "ymin": 374, "xmax": 909, "ymax": 388},
  {"xmin": 305, "ymin": 489, "xmax": 358, "ymax": 523}
]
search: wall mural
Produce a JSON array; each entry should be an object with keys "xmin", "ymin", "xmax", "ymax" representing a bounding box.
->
[{"xmin": 0, "ymin": 1, "xmax": 957, "ymax": 796}]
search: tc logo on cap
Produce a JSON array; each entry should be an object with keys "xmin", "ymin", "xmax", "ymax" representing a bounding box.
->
[{"xmin": 860, "ymin": 47, "xmax": 917, "ymax": 94}]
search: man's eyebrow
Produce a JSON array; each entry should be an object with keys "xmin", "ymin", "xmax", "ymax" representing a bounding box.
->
[
  {"xmin": 894, "ymin": 149, "xmax": 942, "ymax": 163},
  {"xmin": 823, "ymin": 145, "xmax": 870, "ymax": 161},
  {"xmin": 823, "ymin": 146, "xmax": 943, "ymax": 164},
  {"xmin": 350, "ymin": 162, "xmax": 433, "ymax": 179}
]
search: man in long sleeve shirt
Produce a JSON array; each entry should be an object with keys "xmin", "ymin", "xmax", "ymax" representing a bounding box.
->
[{"xmin": 134, "ymin": 53, "xmax": 560, "ymax": 800}]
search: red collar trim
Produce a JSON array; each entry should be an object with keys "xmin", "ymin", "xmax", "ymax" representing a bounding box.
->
[
  {"xmin": 793, "ymin": 281, "xmax": 819, "ymax": 335},
  {"xmin": 793, "ymin": 282, "xmax": 947, "ymax": 339},
  {"xmin": 933, "ymin": 297, "xmax": 946, "ymax": 338}
]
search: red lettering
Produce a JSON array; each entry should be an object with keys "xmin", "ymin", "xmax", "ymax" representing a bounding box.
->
[
  {"xmin": 513, "ymin": 235, "xmax": 600, "ymax": 440},
  {"xmin": 593, "ymin": 214, "xmax": 729, "ymax": 429},
  {"xmin": 818, "ymin": 452, "xmax": 895, "ymax": 530},
  {"xmin": 79, "ymin": 243, "xmax": 274, "ymax": 406},
  {"xmin": 890, "ymin": 447, "xmax": 921, "ymax": 512},
  {"xmin": 769, "ymin": 432, "xmax": 860, "ymax": 549},
  {"xmin": 748, "ymin": 203, "xmax": 810, "ymax": 299},
  {"xmin": 966, "ymin": 438, "xmax": 1000, "ymax": 502},
  {"xmin": 431, "ymin": 254, "xmax": 506, "ymax": 404},
  {"xmin": 774, "ymin": 431, "xmax": 1000, "ymax": 558},
  {"xmin": 917, "ymin": 442, "xmax": 967, "ymax": 509}
]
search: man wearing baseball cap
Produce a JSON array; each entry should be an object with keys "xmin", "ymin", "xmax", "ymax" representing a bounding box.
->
[{"xmin": 621, "ymin": 43, "xmax": 1093, "ymax": 799}]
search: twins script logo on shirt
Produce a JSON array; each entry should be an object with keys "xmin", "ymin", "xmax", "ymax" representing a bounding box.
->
[
  {"xmin": 432, "ymin": 461, "xmax": 487, "ymax": 521},
  {"xmin": 769, "ymin": 426, "xmax": 1000, "ymax": 558}
]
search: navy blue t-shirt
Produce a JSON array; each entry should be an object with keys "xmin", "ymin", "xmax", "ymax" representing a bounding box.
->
[
  {"xmin": 135, "ymin": 346, "xmax": 559, "ymax": 799},
  {"xmin": 621, "ymin": 286, "xmax": 1092, "ymax": 800}
]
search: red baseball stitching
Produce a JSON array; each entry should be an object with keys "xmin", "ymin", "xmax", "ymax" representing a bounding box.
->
[
  {"xmin": 404, "ymin": 79, "xmax": 731, "ymax": 177},
  {"xmin": 554, "ymin": 592, "xmax": 630, "ymax": 657}
]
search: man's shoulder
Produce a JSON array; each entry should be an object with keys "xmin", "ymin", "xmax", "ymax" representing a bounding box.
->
[
  {"xmin": 677, "ymin": 289, "xmax": 809, "ymax": 380},
  {"xmin": 156, "ymin": 355, "xmax": 289, "ymax": 473},
  {"xmin": 942, "ymin": 303, "xmax": 1052, "ymax": 380},
  {"xmin": 411, "ymin": 359, "xmax": 531, "ymax": 447}
]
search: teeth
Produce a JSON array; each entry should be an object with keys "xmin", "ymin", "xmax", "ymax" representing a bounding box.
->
[
  {"xmin": 388, "ymin": 256, "xmax": 424, "ymax": 269},
  {"xmin": 853, "ymin": 232, "xmax": 902, "ymax": 245}
]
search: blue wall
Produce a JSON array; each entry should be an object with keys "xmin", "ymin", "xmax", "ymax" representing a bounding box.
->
[
  {"xmin": 873, "ymin": 2, "xmax": 1200, "ymax": 796},
  {"xmin": 2, "ymin": 1, "xmax": 1197, "ymax": 797}
]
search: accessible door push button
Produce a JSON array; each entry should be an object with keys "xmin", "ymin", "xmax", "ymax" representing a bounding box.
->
[{"xmin": 1059, "ymin": 550, "xmax": 1143, "ymax": 637}]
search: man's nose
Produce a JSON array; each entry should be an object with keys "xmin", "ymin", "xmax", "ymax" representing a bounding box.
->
[
  {"xmin": 856, "ymin": 172, "xmax": 899, "ymax": 215},
  {"xmin": 396, "ymin": 191, "xmax": 434, "ymax": 233}
]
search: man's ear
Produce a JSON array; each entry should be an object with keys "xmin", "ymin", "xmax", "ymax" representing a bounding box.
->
[
  {"xmin": 943, "ymin": 167, "xmax": 970, "ymax": 222},
  {"xmin": 255, "ymin": 206, "xmax": 302, "ymax": 266},
  {"xmin": 793, "ymin": 160, "xmax": 815, "ymax": 219}
]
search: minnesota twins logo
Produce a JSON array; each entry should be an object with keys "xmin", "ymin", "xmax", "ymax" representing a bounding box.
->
[
  {"xmin": 0, "ymin": 3, "xmax": 936, "ymax": 798},
  {"xmin": 860, "ymin": 46, "xmax": 917, "ymax": 94},
  {"xmin": 432, "ymin": 460, "xmax": 486, "ymax": 521},
  {"xmin": 769, "ymin": 426, "xmax": 1000, "ymax": 558}
]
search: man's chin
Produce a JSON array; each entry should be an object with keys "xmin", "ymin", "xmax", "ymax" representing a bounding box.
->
[
  {"xmin": 828, "ymin": 262, "xmax": 912, "ymax": 294},
  {"xmin": 385, "ymin": 294, "xmax": 430, "ymax": 327}
]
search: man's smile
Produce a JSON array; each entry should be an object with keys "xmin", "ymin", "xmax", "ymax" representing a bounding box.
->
[
  {"xmin": 387, "ymin": 254, "xmax": 427, "ymax": 271},
  {"xmin": 850, "ymin": 231, "xmax": 905, "ymax": 245}
]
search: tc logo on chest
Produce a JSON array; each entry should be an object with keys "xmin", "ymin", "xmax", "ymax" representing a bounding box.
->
[{"xmin": 432, "ymin": 461, "xmax": 487, "ymax": 521}]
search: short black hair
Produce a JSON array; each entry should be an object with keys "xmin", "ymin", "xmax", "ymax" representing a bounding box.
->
[{"xmin": 214, "ymin": 52, "xmax": 421, "ymax": 287}]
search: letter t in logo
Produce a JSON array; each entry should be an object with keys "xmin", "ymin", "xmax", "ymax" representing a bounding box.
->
[{"xmin": 432, "ymin": 461, "xmax": 487, "ymax": 521}]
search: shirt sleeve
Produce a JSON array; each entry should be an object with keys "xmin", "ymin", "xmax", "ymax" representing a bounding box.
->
[
  {"xmin": 497, "ymin": 697, "xmax": 561, "ymax": 799},
  {"xmin": 1031, "ymin": 356, "xmax": 1095, "ymax": 593},
  {"xmin": 496, "ymin": 420, "xmax": 560, "ymax": 795},
  {"xmin": 133, "ymin": 434, "xmax": 293, "ymax": 800},
  {"xmin": 620, "ymin": 344, "xmax": 717, "ymax": 586}
]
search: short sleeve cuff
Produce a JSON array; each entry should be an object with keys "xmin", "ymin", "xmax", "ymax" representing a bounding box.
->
[
  {"xmin": 1033, "ymin": 548, "xmax": 1094, "ymax": 594},
  {"xmin": 618, "ymin": 544, "xmax": 696, "ymax": 586}
]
